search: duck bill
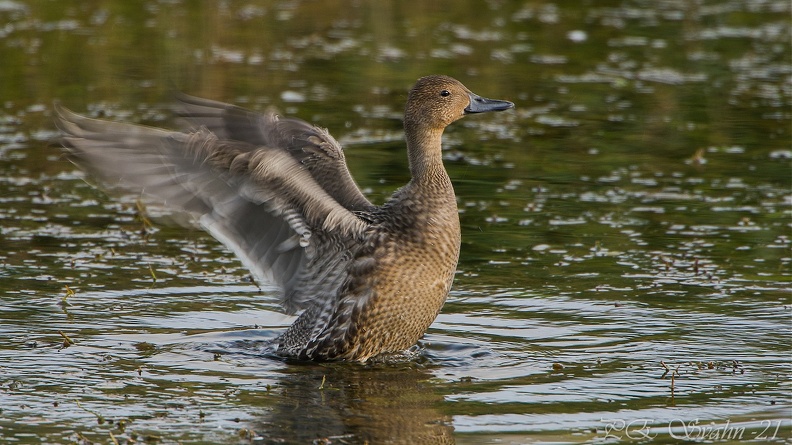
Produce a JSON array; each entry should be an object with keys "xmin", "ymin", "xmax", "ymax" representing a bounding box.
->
[{"xmin": 464, "ymin": 93, "xmax": 515, "ymax": 114}]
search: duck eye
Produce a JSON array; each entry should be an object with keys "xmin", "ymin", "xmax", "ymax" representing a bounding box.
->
[{"xmin": 439, "ymin": 90, "xmax": 451, "ymax": 97}]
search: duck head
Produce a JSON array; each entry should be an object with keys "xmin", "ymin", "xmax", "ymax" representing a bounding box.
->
[{"xmin": 404, "ymin": 75, "xmax": 514, "ymax": 130}]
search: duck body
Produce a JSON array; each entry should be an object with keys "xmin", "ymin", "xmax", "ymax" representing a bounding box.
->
[
  {"xmin": 281, "ymin": 175, "xmax": 462, "ymax": 361},
  {"xmin": 55, "ymin": 75, "xmax": 513, "ymax": 362}
]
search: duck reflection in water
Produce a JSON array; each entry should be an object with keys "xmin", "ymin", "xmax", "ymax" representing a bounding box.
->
[
  {"xmin": 250, "ymin": 363, "xmax": 454, "ymax": 444},
  {"xmin": 54, "ymin": 75, "xmax": 513, "ymax": 362}
]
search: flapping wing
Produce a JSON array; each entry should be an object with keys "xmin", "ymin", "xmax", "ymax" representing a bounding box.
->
[
  {"xmin": 54, "ymin": 104, "xmax": 368, "ymax": 313},
  {"xmin": 175, "ymin": 94, "xmax": 373, "ymax": 212}
]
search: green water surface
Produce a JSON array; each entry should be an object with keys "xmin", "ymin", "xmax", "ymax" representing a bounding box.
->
[{"xmin": 0, "ymin": 1, "xmax": 790, "ymax": 444}]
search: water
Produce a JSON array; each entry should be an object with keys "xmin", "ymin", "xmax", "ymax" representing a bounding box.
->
[{"xmin": 1, "ymin": 1, "xmax": 790, "ymax": 444}]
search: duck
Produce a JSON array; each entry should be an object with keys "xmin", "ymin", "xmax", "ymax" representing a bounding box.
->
[{"xmin": 54, "ymin": 75, "xmax": 514, "ymax": 362}]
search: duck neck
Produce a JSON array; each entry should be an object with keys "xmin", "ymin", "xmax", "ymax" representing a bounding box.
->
[{"xmin": 405, "ymin": 125, "xmax": 447, "ymax": 183}]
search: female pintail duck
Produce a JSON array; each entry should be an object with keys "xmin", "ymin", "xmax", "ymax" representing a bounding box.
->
[{"xmin": 55, "ymin": 75, "xmax": 514, "ymax": 362}]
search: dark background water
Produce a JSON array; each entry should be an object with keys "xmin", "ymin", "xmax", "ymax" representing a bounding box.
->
[{"xmin": 1, "ymin": 1, "xmax": 790, "ymax": 444}]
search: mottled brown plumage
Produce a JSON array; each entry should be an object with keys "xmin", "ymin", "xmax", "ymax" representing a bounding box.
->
[{"xmin": 54, "ymin": 75, "xmax": 513, "ymax": 361}]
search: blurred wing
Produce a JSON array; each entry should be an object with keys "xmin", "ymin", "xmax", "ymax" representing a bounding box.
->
[
  {"xmin": 175, "ymin": 94, "xmax": 373, "ymax": 212},
  {"xmin": 54, "ymin": 104, "xmax": 368, "ymax": 313}
]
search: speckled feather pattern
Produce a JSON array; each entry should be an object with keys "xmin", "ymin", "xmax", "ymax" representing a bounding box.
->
[{"xmin": 54, "ymin": 75, "xmax": 513, "ymax": 362}]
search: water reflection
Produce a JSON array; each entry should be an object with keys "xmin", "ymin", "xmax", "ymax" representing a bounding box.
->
[{"xmin": 251, "ymin": 363, "xmax": 454, "ymax": 444}]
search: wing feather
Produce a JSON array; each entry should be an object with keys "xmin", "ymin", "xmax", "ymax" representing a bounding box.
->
[
  {"xmin": 54, "ymin": 104, "xmax": 368, "ymax": 313},
  {"xmin": 175, "ymin": 94, "xmax": 372, "ymax": 211}
]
